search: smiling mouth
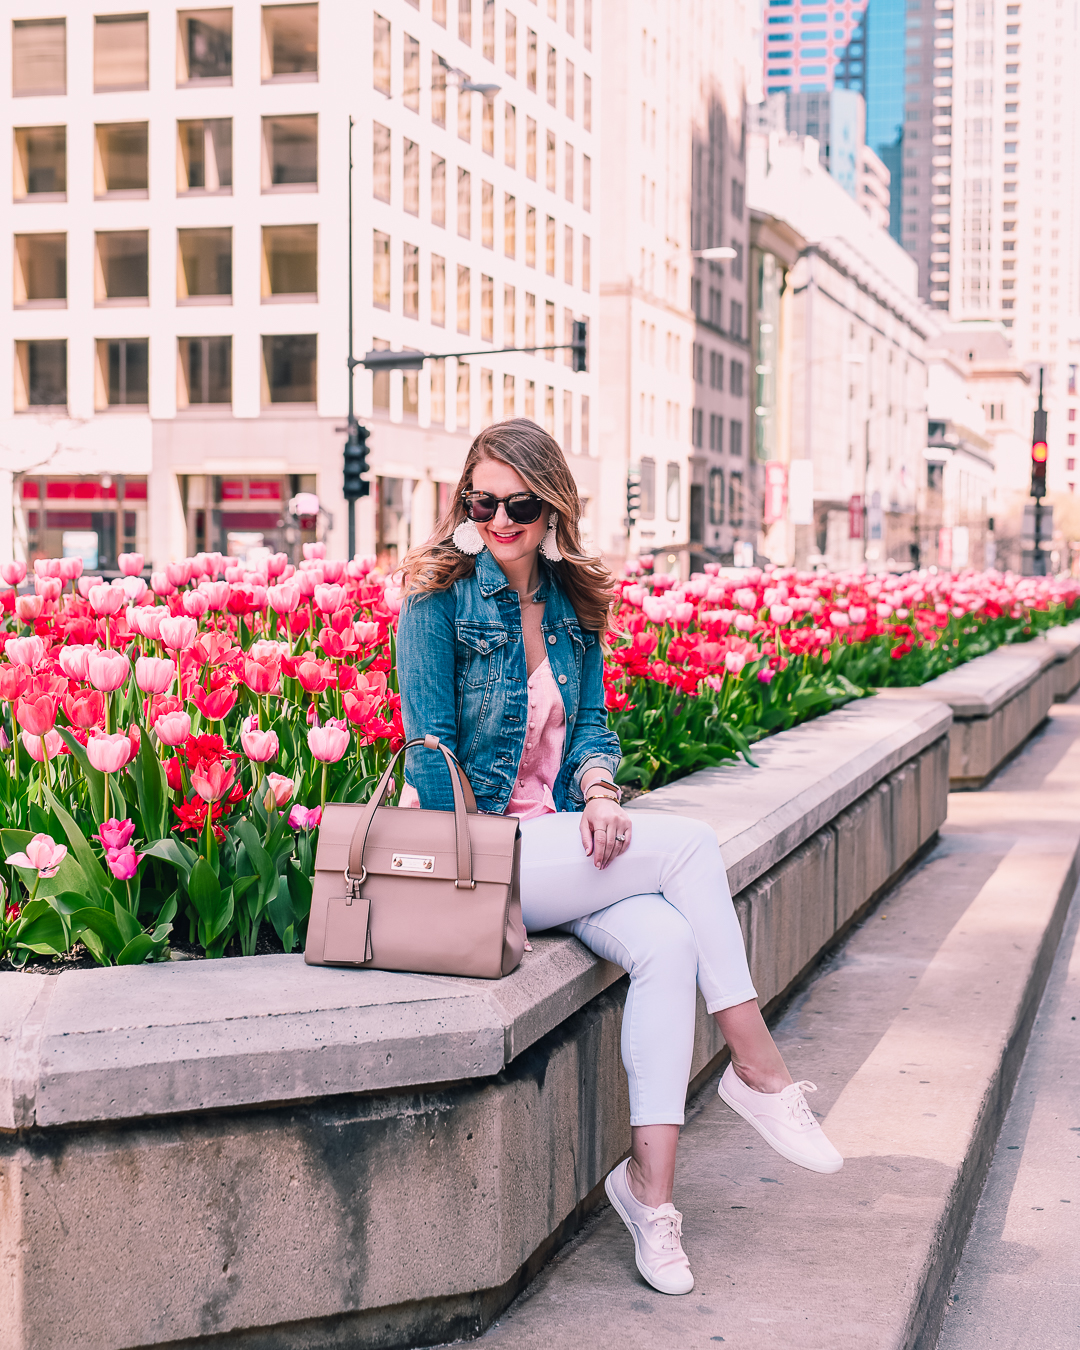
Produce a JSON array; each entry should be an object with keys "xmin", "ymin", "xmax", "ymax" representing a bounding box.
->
[{"xmin": 489, "ymin": 529, "xmax": 523, "ymax": 543}]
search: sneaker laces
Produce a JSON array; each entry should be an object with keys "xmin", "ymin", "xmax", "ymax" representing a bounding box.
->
[
  {"xmin": 649, "ymin": 1205, "xmax": 685, "ymax": 1252},
  {"xmin": 779, "ymin": 1081, "xmax": 819, "ymax": 1129}
]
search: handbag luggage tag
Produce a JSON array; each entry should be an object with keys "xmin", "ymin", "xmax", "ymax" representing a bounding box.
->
[{"xmin": 322, "ymin": 862, "xmax": 373, "ymax": 965}]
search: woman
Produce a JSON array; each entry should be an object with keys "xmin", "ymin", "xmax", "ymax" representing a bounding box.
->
[{"xmin": 396, "ymin": 420, "xmax": 842, "ymax": 1296}]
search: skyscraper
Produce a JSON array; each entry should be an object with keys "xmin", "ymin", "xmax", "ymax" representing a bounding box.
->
[{"xmin": 763, "ymin": 0, "xmax": 868, "ymax": 97}]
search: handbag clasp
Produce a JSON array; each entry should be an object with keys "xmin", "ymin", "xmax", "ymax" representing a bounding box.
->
[{"xmin": 344, "ymin": 867, "xmax": 367, "ymax": 905}]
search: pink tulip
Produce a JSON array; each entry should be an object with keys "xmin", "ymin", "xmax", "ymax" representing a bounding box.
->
[
  {"xmin": 770, "ymin": 603, "xmax": 794, "ymax": 625},
  {"xmin": 154, "ymin": 710, "xmax": 191, "ymax": 746},
  {"xmin": 137, "ymin": 605, "xmax": 165, "ymax": 639},
  {"xmin": 734, "ymin": 614, "xmax": 755, "ymax": 633},
  {"xmin": 354, "ymin": 621, "xmax": 379, "ymax": 646},
  {"xmin": 289, "ymin": 804, "xmax": 322, "ymax": 830},
  {"xmin": 199, "ymin": 580, "xmax": 230, "ymax": 610},
  {"xmin": 267, "ymin": 553, "xmax": 289, "ymax": 578},
  {"xmin": 59, "ymin": 645, "xmax": 92, "ymax": 680},
  {"xmin": 268, "ymin": 582, "xmax": 301, "ymax": 614},
  {"xmin": 733, "ymin": 588, "xmax": 759, "ymax": 610},
  {"xmin": 241, "ymin": 724, "xmax": 279, "ymax": 763},
  {"xmin": 20, "ymin": 729, "xmax": 64, "ymax": 762},
  {"xmin": 166, "ymin": 561, "xmax": 193, "ymax": 589},
  {"xmin": 158, "ymin": 615, "xmax": 199, "ymax": 651},
  {"xmin": 264, "ymin": 773, "xmax": 295, "ymax": 809},
  {"xmin": 87, "ymin": 648, "xmax": 130, "ymax": 692},
  {"xmin": 88, "ymin": 584, "xmax": 125, "ymax": 617},
  {"xmin": 77, "ymin": 575, "xmax": 102, "ymax": 599},
  {"xmin": 105, "ymin": 845, "xmax": 143, "ymax": 881},
  {"xmin": 15, "ymin": 595, "xmax": 44, "ymax": 623},
  {"xmin": 34, "ymin": 576, "xmax": 62, "ymax": 602},
  {"xmin": 87, "ymin": 731, "xmax": 134, "ymax": 774},
  {"xmin": 307, "ymin": 723, "xmax": 350, "ymax": 763},
  {"xmin": 313, "ymin": 582, "xmax": 346, "ymax": 614},
  {"xmin": 724, "ymin": 651, "xmax": 747, "ymax": 675},
  {"xmin": 98, "ymin": 817, "xmax": 136, "ymax": 851},
  {"xmin": 829, "ymin": 611, "xmax": 850, "ymax": 628},
  {"xmin": 182, "ymin": 589, "xmax": 211, "ymax": 618},
  {"xmin": 34, "ymin": 558, "xmax": 61, "ymax": 579},
  {"xmin": 150, "ymin": 571, "xmax": 176, "ymax": 596},
  {"xmin": 135, "ymin": 656, "xmax": 176, "ymax": 695},
  {"xmin": 6, "ymin": 636, "xmax": 45, "ymax": 668},
  {"xmin": 122, "ymin": 576, "xmax": 148, "ymax": 603},
  {"xmin": 5, "ymin": 832, "xmax": 68, "ymax": 878},
  {"xmin": 1, "ymin": 561, "xmax": 27, "ymax": 587},
  {"xmin": 58, "ymin": 556, "xmax": 83, "ymax": 582},
  {"xmin": 303, "ymin": 542, "xmax": 327, "ymax": 561},
  {"xmin": 848, "ymin": 606, "xmax": 868, "ymax": 624},
  {"xmin": 118, "ymin": 552, "xmax": 144, "ymax": 576},
  {"xmin": 191, "ymin": 759, "xmax": 236, "ymax": 804}
]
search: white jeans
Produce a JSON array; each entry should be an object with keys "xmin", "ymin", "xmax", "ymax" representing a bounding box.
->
[{"xmin": 519, "ymin": 811, "xmax": 758, "ymax": 1126}]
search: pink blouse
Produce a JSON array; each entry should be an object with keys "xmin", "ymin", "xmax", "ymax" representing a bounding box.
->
[{"xmin": 398, "ymin": 657, "xmax": 564, "ymax": 820}]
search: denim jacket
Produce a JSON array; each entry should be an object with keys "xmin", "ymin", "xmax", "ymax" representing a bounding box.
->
[{"xmin": 396, "ymin": 548, "xmax": 621, "ymax": 814}]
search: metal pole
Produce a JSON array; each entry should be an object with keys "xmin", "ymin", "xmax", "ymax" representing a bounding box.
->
[{"xmin": 347, "ymin": 115, "xmax": 356, "ymax": 560}]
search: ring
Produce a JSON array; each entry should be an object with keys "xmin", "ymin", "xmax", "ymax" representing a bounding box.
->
[{"xmin": 615, "ymin": 833, "xmax": 626, "ymax": 842}]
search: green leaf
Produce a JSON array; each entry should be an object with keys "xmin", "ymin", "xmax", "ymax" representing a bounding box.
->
[
  {"xmin": 43, "ymin": 790, "xmax": 110, "ymax": 908},
  {"xmin": 286, "ymin": 858, "xmax": 312, "ymax": 925},
  {"xmin": 267, "ymin": 874, "xmax": 298, "ymax": 950},
  {"xmin": 1, "ymin": 829, "xmax": 90, "ymax": 900},
  {"xmin": 142, "ymin": 836, "xmax": 198, "ymax": 882},
  {"xmin": 112, "ymin": 899, "xmax": 143, "ymax": 946},
  {"xmin": 14, "ymin": 898, "xmax": 70, "ymax": 955},
  {"xmin": 67, "ymin": 906, "xmax": 126, "ymax": 958},
  {"xmin": 131, "ymin": 731, "xmax": 168, "ymax": 841},
  {"xmin": 187, "ymin": 857, "xmax": 234, "ymax": 951},
  {"xmin": 117, "ymin": 934, "xmax": 158, "ymax": 965},
  {"xmin": 55, "ymin": 728, "xmax": 106, "ymax": 821},
  {"xmin": 234, "ymin": 820, "xmax": 278, "ymax": 911}
]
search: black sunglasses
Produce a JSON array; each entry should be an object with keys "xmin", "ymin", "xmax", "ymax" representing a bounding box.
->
[{"xmin": 461, "ymin": 490, "xmax": 546, "ymax": 525}]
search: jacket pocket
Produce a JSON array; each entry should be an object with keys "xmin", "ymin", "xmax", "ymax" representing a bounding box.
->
[{"xmin": 456, "ymin": 623, "xmax": 509, "ymax": 688}]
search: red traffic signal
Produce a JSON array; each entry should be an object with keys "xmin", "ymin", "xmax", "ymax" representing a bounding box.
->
[{"xmin": 1032, "ymin": 440, "xmax": 1048, "ymax": 462}]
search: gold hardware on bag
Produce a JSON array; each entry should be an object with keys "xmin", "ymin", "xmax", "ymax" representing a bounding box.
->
[{"xmin": 391, "ymin": 853, "xmax": 435, "ymax": 872}]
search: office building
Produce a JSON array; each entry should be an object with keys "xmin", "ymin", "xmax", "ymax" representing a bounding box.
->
[{"xmin": 4, "ymin": 1, "xmax": 600, "ymax": 569}]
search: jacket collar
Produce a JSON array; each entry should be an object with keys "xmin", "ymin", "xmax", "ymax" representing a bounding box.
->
[{"xmin": 473, "ymin": 547, "xmax": 557, "ymax": 603}]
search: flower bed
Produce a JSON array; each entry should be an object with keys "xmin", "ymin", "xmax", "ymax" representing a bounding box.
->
[{"xmin": 0, "ymin": 548, "xmax": 1076, "ymax": 968}]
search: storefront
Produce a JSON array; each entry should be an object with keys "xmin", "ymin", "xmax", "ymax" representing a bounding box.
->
[{"xmin": 17, "ymin": 474, "xmax": 148, "ymax": 573}]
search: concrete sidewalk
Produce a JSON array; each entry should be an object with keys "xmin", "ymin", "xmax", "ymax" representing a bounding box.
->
[
  {"xmin": 467, "ymin": 700, "xmax": 1080, "ymax": 1350},
  {"xmin": 937, "ymin": 888, "xmax": 1080, "ymax": 1349}
]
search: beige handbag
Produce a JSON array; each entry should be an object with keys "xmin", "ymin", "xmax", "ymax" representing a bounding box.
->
[{"xmin": 304, "ymin": 734, "xmax": 526, "ymax": 979}]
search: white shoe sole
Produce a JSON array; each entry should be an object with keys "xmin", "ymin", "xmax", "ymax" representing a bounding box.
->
[
  {"xmin": 716, "ymin": 1079, "xmax": 844, "ymax": 1175},
  {"xmin": 604, "ymin": 1168, "xmax": 695, "ymax": 1296}
]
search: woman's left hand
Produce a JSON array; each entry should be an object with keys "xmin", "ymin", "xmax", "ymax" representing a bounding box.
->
[{"xmin": 580, "ymin": 798, "xmax": 632, "ymax": 870}]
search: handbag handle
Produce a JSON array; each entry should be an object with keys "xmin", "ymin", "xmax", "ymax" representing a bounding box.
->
[{"xmin": 346, "ymin": 735, "xmax": 478, "ymax": 890}]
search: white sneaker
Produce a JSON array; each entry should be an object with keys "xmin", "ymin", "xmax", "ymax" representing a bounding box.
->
[
  {"xmin": 604, "ymin": 1158, "xmax": 695, "ymax": 1296},
  {"xmin": 717, "ymin": 1063, "xmax": 844, "ymax": 1175}
]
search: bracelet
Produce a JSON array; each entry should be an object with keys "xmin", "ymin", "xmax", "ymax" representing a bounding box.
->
[
  {"xmin": 584, "ymin": 789, "xmax": 620, "ymax": 804},
  {"xmin": 585, "ymin": 779, "xmax": 622, "ymax": 802}
]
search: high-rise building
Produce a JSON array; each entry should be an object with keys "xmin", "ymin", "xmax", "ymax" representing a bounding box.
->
[
  {"xmin": 597, "ymin": 0, "xmax": 754, "ymax": 573},
  {"xmin": 3, "ymin": 1, "xmax": 600, "ymax": 569},
  {"xmin": 763, "ymin": 0, "xmax": 868, "ymax": 98}
]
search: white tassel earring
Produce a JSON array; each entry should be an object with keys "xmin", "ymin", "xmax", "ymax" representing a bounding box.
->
[
  {"xmin": 539, "ymin": 510, "xmax": 563, "ymax": 562},
  {"xmin": 452, "ymin": 518, "xmax": 485, "ymax": 555}
]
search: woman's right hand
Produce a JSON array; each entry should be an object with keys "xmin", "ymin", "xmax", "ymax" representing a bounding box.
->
[{"xmin": 580, "ymin": 797, "xmax": 632, "ymax": 870}]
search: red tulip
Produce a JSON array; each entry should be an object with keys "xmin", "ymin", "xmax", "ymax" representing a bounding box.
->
[
  {"xmin": 190, "ymin": 684, "xmax": 237, "ymax": 721},
  {"xmin": 63, "ymin": 689, "xmax": 106, "ymax": 730},
  {"xmin": 191, "ymin": 757, "xmax": 237, "ymax": 803}
]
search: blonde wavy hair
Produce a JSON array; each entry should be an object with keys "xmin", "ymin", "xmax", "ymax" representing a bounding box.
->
[{"xmin": 400, "ymin": 419, "xmax": 614, "ymax": 633}]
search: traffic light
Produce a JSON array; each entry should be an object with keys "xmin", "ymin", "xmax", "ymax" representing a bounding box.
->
[
  {"xmin": 343, "ymin": 422, "xmax": 371, "ymax": 501},
  {"xmin": 1031, "ymin": 407, "xmax": 1048, "ymax": 499},
  {"xmin": 626, "ymin": 470, "xmax": 642, "ymax": 525},
  {"xmin": 572, "ymin": 319, "xmax": 588, "ymax": 373}
]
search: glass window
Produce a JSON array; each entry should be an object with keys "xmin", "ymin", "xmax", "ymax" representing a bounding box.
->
[
  {"xmin": 372, "ymin": 123, "xmax": 390, "ymax": 201},
  {"xmin": 546, "ymin": 131, "xmax": 556, "ymax": 191},
  {"xmin": 582, "ymin": 154, "xmax": 591, "ymax": 211},
  {"xmin": 729, "ymin": 472, "xmax": 743, "ymax": 526},
  {"xmin": 527, "ymin": 29, "xmax": 537, "ymax": 91},
  {"xmin": 373, "ymin": 12, "xmax": 391, "ymax": 93},
  {"xmin": 458, "ymin": 88, "xmax": 471, "ymax": 141},
  {"xmin": 545, "ymin": 299, "xmax": 555, "ymax": 359},
  {"xmin": 545, "ymin": 215, "xmax": 556, "ymax": 276},
  {"xmin": 505, "ymin": 11, "xmax": 517, "ymax": 76},
  {"xmin": 481, "ymin": 274, "xmax": 493, "ymax": 340},
  {"xmin": 457, "ymin": 361, "xmax": 470, "ymax": 425},
  {"xmin": 544, "ymin": 384, "xmax": 555, "ymax": 436},
  {"xmin": 431, "ymin": 254, "xmax": 445, "ymax": 325},
  {"xmin": 403, "ymin": 138, "xmax": 419, "ymax": 213},
  {"xmin": 178, "ymin": 119, "xmax": 232, "ymax": 192},
  {"xmin": 564, "ymin": 225, "xmax": 573, "ymax": 285},
  {"xmin": 14, "ymin": 233, "xmax": 66, "ymax": 306},
  {"xmin": 459, "ymin": 0, "xmax": 472, "ymax": 45},
  {"xmin": 583, "ymin": 0, "xmax": 592, "ymax": 49},
  {"xmin": 15, "ymin": 339, "xmax": 67, "ymax": 409},
  {"xmin": 177, "ymin": 9, "xmax": 232, "ymax": 83},
  {"xmin": 482, "ymin": 180, "xmax": 494, "ymax": 246},
  {"xmin": 403, "ymin": 33, "xmax": 420, "ymax": 110},
  {"xmin": 430, "ymin": 359, "xmax": 446, "ymax": 422},
  {"xmin": 563, "ymin": 390, "xmax": 573, "ymax": 450},
  {"xmin": 373, "ymin": 231, "xmax": 390, "ymax": 308},
  {"xmin": 526, "ymin": 117, "xmax": 537, "ymax": 178},
  {"xmin": 583, "ymin": 74, "xmax": 592, "ymax": 132},
  {"xmin": 95, "ymin": 338, "xmax": 149, "ymax": 408},
  {"xmin": 639, "ymin": 457, "xmax": 655, "ymax": 519},
  {"xmin": 730, "ymin": 420, "xmax": 743, "ymax": 457},
  {"xmin": 581, "ymin": 394, "xmax": 590, "ymax": 454},
  {"xmin": 12, "ymin": 19, "xmax": 66, "ymax": 97},
  {"xmin": 503, "ymin": 372, "xmax": 515, "ymax": 416},
  {"xmin": 503, "ymin": 284, "xmax": 515, "ymax": 343},
  {"xmin": 546, "ymin": 45, "xmax": 557, "ymax": 105},
  {"xmin": 94, "ymin": 122, "xmax": 148, "ymax": 195},
  {"xmin": 432, "ymin": 54, "xmax": 447, "ymax": 125},
  {"xmin": 504, "ymin": 103, "xmax": 516, "ymax": 167},
  {"xmin": 666, "ymin": 462, "xmax": 681, "ymax": 521},
  {"xmin": 433, "ymin": 0, "xmax": 447, "ymax": 26},
  {"xmin": 261, "ymin": 224, "xmax": 317, "ymax": 298},
  {"xmin": 262, "ymin": 3, "xmax": 318, "ymax": 80},
  {"xmin": 94, "ymin": 14, "xmax": 149, "ymax": 93},
  {"xmin": 458, "ymin": 168, "xmax": 471, "ymax": 237},
  {"xmin": 709, "ymin": 468, "xmax": 724, "ymax": 524},
  {"xmin": 95, "ymin": 231, "xmax": 149, "ymax": 304},
  {"xmin": 483, "ymin": 0, "xmax": 495, "ymax": 60},
  {"xmin": 262, "ymin": 334, "xmax": 316, "ymax": 404},
  {"xmin": 457, "ymin": 264, "xmax": 471, "ymax": 333},
  {"xmin": 564, "ymin": 142, "xmax": 573, "ymax": 201},
  {"xmin": 565, "ymin": 60, "xmax": 574, "ymax": 119},
  {"xmin": 525, "ymin": 291, "xmax": 536, "ymax": 346},
  {"xmin": 582, "ymin": 235, "xmax": 590, "ymax": 291},
  {"xmin": 13, "ymin": 126, "xmax": 66, "ymax": 198},
  {"xmin": 178, "ymin": 336, "xmax": 231, "ymax": 406},
  {"xmin": 525, "ymin": 206, "xmax": 536, "ymax": 266},
  {"xmin": 263, "ymin": 114, "xmax": 317, "ymax": 190},
  {"xmin": 483, "ymin": 92, "xmax": 495, "ymax": 154},
  {"xmin": 178, "ymin": 227, "xmax": 232, "ymax": 301},
  {"xmin": 403, "ymin": 242, "xmax": 419, "ymax": 317},
  {"xmin": 431, "ymin": 154, "xmax": 446, "ymax": 225},
  {"xmin": 504, "ymin": 194, "xmax": 516, "ymax": 257}
]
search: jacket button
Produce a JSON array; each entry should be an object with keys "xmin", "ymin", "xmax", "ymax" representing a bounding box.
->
[
  {"xmin": 548, "ymin": 634, "xmax": 557, "ymax": 644},
  {"xmin": 558, "ymin": 673, "xmax": 567, "ymax": 684}
]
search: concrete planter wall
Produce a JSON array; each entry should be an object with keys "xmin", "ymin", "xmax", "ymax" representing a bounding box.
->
[
  {"xmin": 880, "ymin": 618, "xmax": 1080, "ymax": 789},
  {"xmin": 1, "ymin": 695, "xmax": 951, "ymax": 1350}
]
